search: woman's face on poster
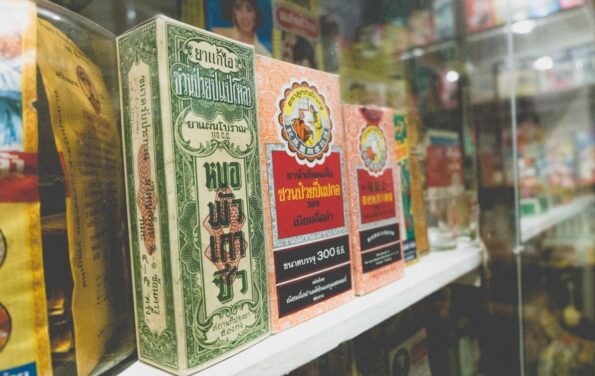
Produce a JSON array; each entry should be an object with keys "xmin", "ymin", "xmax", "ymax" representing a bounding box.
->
[{"xmin": 233, "ymin": 0, "xmax": 257, "ymax": 34}]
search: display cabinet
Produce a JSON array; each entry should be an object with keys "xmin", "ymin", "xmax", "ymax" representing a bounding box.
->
[{"xmin": 0, "ymin": 0, "xmax": 592, "ymax": 375}]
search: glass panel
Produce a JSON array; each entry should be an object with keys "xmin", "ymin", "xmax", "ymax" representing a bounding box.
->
[
  {"xmin": 4, "ymin": 0, "xmax": 590, "ymax": 375},
  {"xmin": 511, "ymin": 2, "xmax": 595, "ymax": 375}
]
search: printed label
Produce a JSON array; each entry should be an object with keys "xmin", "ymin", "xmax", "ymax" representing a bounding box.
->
[
  {"xmin": 1, "ymin": 362, "xmax": 37, "ymax": 376},
  {"xmin": 198, "ymin": 153, "xmax": 254, "ymax": 319},
  {"xmin": 128, "ymin": 60, "xmax": 167, "ymax": 333},
  {"xmin": 359, "ymin": 120, "xmax": 388, "ymax": 176},
  {"xmin": 359, "ymin": 222, "xmax": 400, "ymax": 251},
  {"xmin": 426, "ymin": 145, "xmax": 463, "ymax": 188},
  {"xmin": 402, "ymin": 238, "xmax": 417, "ymax": 263},
  {"xmin": 269, "ymin": 148, "xmax": 346, "ymax": 243},
  {"xmin": 274, "ymin": 235, "xmax": 349, "ymax": 283},
  {"xmin": 166, "ymin": 22, "xmax": 268, "ymax": 368},
  {"xmin": 357, "ymin": 168, "xmax": 397, "ymax": 225},
  {"xmin": 276, "ymin": 80, "xmax": 333, "ymax": 166},
  {"xmin": 277, "ymin": 264, "xmax": 351, "ymax": 317},
  {"xmin": 275, "ymin": 7, "xmax": 319, "ymax": 38},
  {"xmin": 268, "ymin": 144, "xmax": 351, "ymax": 312},
  {"xmin": 361, "ymin": 242, "xmax": 402, "ymax": 273},
  {"xmin": 359, "ymin": 222, "xmax": 401, "ymax": 273}
]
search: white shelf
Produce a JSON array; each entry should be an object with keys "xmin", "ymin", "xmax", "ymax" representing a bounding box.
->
[
  {"xmin": 120, "ymin": 244, "xmax": 483, "ymax": 376},
  {"xmin": 521, "ymin": 194, "xmax": 595, "ymax": 243}
]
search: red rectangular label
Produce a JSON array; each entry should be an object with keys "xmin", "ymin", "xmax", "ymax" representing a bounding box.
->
[
  {"xmin": 357, "ymin": 168, "xmax": 397, "ymax": 224},
  {"xmin": 272, "ymin": 151, "xmax": 345, "ymax": 239},
  {"xmin": 426, "ymin": 145, "xmax": 463, "ymax": 188},
  {"xmin": 0, "ymin": 151, "xmax": 39, "ymax": 202}
]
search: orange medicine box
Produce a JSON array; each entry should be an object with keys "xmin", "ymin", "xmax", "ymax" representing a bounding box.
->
[
  {"xmin": 256, "ymin": 55, "xmax": 354, "ymax": 332},
  {"xmin": 342, "ymin": 105, "xmax": 405, "ymax": 295}
]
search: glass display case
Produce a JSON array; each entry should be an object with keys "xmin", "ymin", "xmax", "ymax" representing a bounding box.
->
[{"xmin": 0, "ymin": 0, "xmax": 592, "ymax": 375}]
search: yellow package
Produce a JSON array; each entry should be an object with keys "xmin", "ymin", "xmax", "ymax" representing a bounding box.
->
[
  {"xmin": 37, "ymin": 18, "xmax": 131, "ymax": 376},
  {"xmin": 0, "ymin": 1, "xmax": 53, "ymax": 375},
  {"xmin": 2, "ymin": 3, "xmax": 133, "ymax": 375}
]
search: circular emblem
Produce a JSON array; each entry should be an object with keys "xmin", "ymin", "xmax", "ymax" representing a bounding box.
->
[
  {"xmin": 391, "ymin": 348, "xmax": 411, "ymax": 376},
  {"xmin": 76, "ymin": 65, "xmax": 101, "ymax": 115},
  {"xmin": 277, "ymin": 80, "xmax": 332, "ymax": 165},
  {"xmin": 0, "ymin": 303, "xmax": 11, "ymax": 353},
  {"xmin": 359, "ymin": 124, "xmax": 388, "ymax": 176},
  {"xmin": 0, "ymin": 229, "xmax": 6, "ymax": 269}
]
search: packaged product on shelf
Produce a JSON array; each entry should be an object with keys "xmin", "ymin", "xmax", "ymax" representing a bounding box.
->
[
  {"xmin": 205, "ymin": 0, "xmax": 273, "ymax": 57},
  {"xmin": 465, "ymin": 0, "xmax": 494, "ymax": 33},
  {"xmin": 496, "ymin": 60, "xmax": 539, "ymax": 99},
  {"xmin": 426, "ymin": 129, "xmax": 464, "ymax": 249},
  {"xmin": 2, "ymin": 2, "xmax": 135, "ymax": 375},
  {"xmin": 570, "ymin": 44, "xmax": 595, "ymax": 86},
  {"xmin": 406, "ymin": 114, "xmax": 429, "ymax": 257},
  {"xmin": 517, "ymin": 59, "xmax": 540, "ymax": 97},
  {"xmin": 343, "ymin": 105, "xmax": 404, "ymax": 295},
  {"xmin": 410, "ymin": 155, "xmax": 430, "ymax": 256},
  {"xmin": 528, "ymin": 0, "xmax": 560, "ymax": 19},
  {"xmin": 574, "ymin": 130, "xmax": 595, "ymax": 188},
  {"xmin": 407, "ymin": 0, "xmax": 435, "ymax": 47},
  {"xmin": 256, "ymin": 55, "xmax": 353, "ymax": 332},
  {"xmin": 537, "ymin": 52, "xmax": 579, "ymax": 94},
  {"xmin": 493, "ymin": 0, "xmax": 530, "ymax": 24},
  {"xmin": 394, "ymin": 114, "xmax": 418, "ymax": 265},
  {"xmin": 272, "ymin": 0, "xmax": 324, "ymax": 69},
  {"xmin": 433, "ymin": 0, "xmax": 455, "ymax": 41},
  {"xmin": 358, "ymin": 23, "xmax": 405, "ymax": 79},
  {"xmin": 387, "ymin": 328, "xmax": 432, "ymax": 376},
  {"xmin": 560, "ymin": 0, "xmax": 585, "ymax": 9},
  {"xmin": 117, "ymin": 16, "xmax": 269, "ymax": 373},
  {"xmin": 469, "ymin": 63, "xmax": 496, "ymax": 104},
  {"xmin": 180, "ymin": 0, "xmax": 205, "ymax": 27},
  {"xmin": 0, "ymin": 2, "xmax": 51, "ymax": 375},
  {"xmin": 545, "ymin": 139, "xmax": 577, "ymax": 203}
]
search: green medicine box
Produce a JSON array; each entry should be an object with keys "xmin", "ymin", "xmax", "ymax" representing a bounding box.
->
[{"xmin": 117, "ymin": 15, "xmax": 269, "ymax": 375}]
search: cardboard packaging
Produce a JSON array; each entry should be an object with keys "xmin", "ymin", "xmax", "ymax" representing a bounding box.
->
[
  {"xmin": 118, "ymin": 16, "xmax": 269, "ymax": 374},
  {"xmin": 255, "ymin": 55, "xmax": 354, "ymax": 332},
  {"xmin": 387, "ymin": 329, "xmax": 432, "ymax": 376},
  {"xmin": 394, "ymin": 114, "xmax": 419, "ymax": 265},
  {"xmin": 206, "ymin": 0, "xmax": 273, "ymax": 57},
  {"xmin": 405, "ymin": 114, "xmax": 430, "ymax": 257},
  {"xmin": 433, "ymin": 0, "xmax": 455, "ymax": 41},
  {"xmin": 272, "ymin": 0, "xmax": 324, "ymax": 69},
  {"xmin": 466, "ymin": 0, "xmax": 494, "ymax": 33},
  {"xmin": 343, "ymin": 105, "xmax": 405, "ymax": 295}
]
